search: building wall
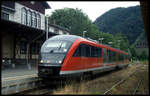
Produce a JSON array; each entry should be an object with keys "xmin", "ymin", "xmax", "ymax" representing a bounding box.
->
[
  {"xmin": 135, "ymin": 48, "xmax": 149, "ymax": 56},
  {"xmin": 48, "ymin": 25, "xmax": 70, "ymax": 35},
  {"xmin": 49, "ymin": 26, "xmax": 54, "ymax": 33},
  {"xmin": 14, "ymin": 2, "xmax": 45, "ymax": 30},
  {"xmin": 16, "ymin": 1, "xmax": 46, "ymax": 14},
  {"xmin": 2, "ymin": 33, "xmax": 14, "ymax": 59},
  {"xmin": 2, "ymin": 1, "xmax": 71, "ymax": 64},
  {"xmin": 2, "ymin": 2, "xmax": 45, "ymax": 30}
]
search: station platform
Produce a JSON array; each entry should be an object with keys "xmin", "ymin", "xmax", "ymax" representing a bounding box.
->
[
  {"xmin": 1, "ymin": 63, "xmax": 40, "ymax": 95},
  {"xmin": 2, "ymin": 63, "xmax": 37, "ymax": 79}
]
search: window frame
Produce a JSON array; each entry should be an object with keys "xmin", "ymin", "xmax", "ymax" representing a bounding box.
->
[
  {"xmin": 1, "ymin": 12, "xmax": 9, "ymax": 20},
  {"xmin": 21, "ymin": 7, "xmax": 27, "ymax": 25},
  {"xmin": 37, "ymin": 13, "xmax": 41, "ymax": 29},
  {"xmin": 32, "ymin": 12, "xmax": 36, "ymax": 27},
  {"xmin": 72, "ymin": 43, "xmax": 102, "ymax": 58},
  {"xmin": 20, "ymin": 41, "xmax": 27, "ymax": 54},
  {"xmin": 27, "ymin": 10, "xmax": 32, "ymax": 26}
]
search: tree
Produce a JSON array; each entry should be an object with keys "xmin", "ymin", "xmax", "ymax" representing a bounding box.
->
[
  {"xmin": 48, "ymin": 7, "xmax": 130, "ymax": 53},
  {"xmin": 93, "ymin": 5, "xmax": 145, "ymax": 45},
  {"xmin": 48, "ymin": 8, "xmax": 100, "ymax": 40},
  {"xmin": 113, "ymin": 33, "xmax": 130, "ymax": 52},
  {"xmin": 129, "ymin": 46, "xmax": 138, "ymax": 60},
  {"xmin": 139, "ymin": 50, "xmax": 148, "ymax": 60}
]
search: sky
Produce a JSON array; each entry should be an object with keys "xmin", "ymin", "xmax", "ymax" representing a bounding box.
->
[{"xmin": 45, "ymin": 1, "xmax": 140, "ymax": 22}]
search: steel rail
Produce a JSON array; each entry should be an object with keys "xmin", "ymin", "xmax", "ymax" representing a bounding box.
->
[
  {"xmin": 103, "ymin": 64, "xmax": 142, "ymax": 95},
  {"xmin": 103, "ymin": 70, "xmax": 136, "ymax": 95},
  {"xmin": 2, "ymin": 74, "xmax": 38, "ymax": 82},
  {"xmin": 133, "ymin": 79, "xmax": 143, "ymax": 95},
  {"xmin": 13, "ymin": 78, "xmax": 68, "ymax": 95}
]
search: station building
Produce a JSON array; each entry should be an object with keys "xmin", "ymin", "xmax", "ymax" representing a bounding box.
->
[
  {"xmin": 135, "ymin": 39, "xmax": 149, "ymax": 57},
  {"xmin": 1, "ymin": 1, "xmax": 70, "ymax": 68}
]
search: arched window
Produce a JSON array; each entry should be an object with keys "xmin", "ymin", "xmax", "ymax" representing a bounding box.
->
[
  {"xmin": 32, "ymin": 12, "xmax": 36, "ymax": 27},
  {"xmin": 27, "ymin": 10, "xmax": 32, "ymax": 26},
  {"xmin": 21, "ymin": 8, "xmax": 27, "ymax": 25},
  {"xmin": 37, "ymin": 14, "xmax": 41, "ymax": 29}
]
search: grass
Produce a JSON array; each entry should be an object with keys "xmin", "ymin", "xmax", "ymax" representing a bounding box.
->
[{"xmin": 51, "ymin": 60, "xmax": 149, "ymax": 95}]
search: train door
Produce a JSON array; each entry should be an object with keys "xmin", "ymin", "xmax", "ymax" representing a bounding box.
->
[
  {"xmin": 72, "ymin": 44, "xmax": 83, "ymax": 70},
  {"xmin": 103, "ymin": 48, "xmax": 107, "ymax": 67},
  {"xmin": 73, "ymin": 43, "xmax": 89, "ymax": 70},
  {"xmin": 116, "ymin": 52, "xmax": 119, "ymax": 66},
  {"xmin": 80, "ymin": 44, "xmax": 87, "ymax": 69}
]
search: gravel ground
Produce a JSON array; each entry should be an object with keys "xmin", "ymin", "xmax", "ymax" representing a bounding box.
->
[{"xmin": 52, "ymin": 61, "xmax": 149, "ymax": 95}]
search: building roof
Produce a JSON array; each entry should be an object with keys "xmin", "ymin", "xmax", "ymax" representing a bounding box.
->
[
  {"xmin": 49, "ymin": 24, "xmax": 71, "ymax": 33},
  {"xmin": 1, "ymin": 19, "xmax": 57, "ymax": 39},
  {"xmin": 42, "ymin": 1, "xmax": 51, "ymax": 9}
]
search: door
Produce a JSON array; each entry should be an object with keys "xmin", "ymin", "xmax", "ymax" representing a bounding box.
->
[{"xmin": 103, "ymin": 48, "xmax": 108, "ymax": 67}]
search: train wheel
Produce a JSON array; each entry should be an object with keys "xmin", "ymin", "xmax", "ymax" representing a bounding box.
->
[
  {"xmin": 115, "ymin": 65, "xmax": 120, "ymax": 70},
  {"xmin": 80, "ymin": 72, "xmax": 85, "ymax": 81},
  {"xmin": 89, "ymin": 71, "xmax": 95, "ymax": 80}
]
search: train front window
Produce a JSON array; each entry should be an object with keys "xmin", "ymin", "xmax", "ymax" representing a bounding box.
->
[{"xmin": 41, "ymin": 41, "xmax": 72, "ymax": 53}]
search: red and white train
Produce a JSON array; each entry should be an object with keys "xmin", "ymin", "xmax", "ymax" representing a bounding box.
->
[{"xmin": 38, "ymin": 35, "xmax": 129, "ymax": 78}]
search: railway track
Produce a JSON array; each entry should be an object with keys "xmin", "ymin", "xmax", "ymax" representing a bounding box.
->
[
  {"xmin": 1, "ymin": 74, "xmax": 41, "ymax": 95},
  {"xmin": 6, "ymin": 62, "xmax": 146, "ymax": 95},
  {"xmin": 12, "ymin": 70, "xmax": 115, "ymax": 95},
  {"xmin": 133, "ymin": 79, "xmax": 143, "ymax": 95},
  {"xmin": 13, "ymin": 77, "xmax": 78, "ymax": 95},
  {"xmin": 103, "ymin": 63, "xmax": 143, "ymax": 95},
  {"xmin": 14, "ymin": 85, "xmax": 54, "ymax": 95}
]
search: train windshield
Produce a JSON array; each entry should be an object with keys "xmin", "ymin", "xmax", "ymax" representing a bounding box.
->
[{"xmin": 41, "ymin": 41, "xmax": 72, "ymax": 53}]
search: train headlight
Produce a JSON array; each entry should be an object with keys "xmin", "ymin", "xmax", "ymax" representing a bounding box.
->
[
  {"xmin": 58, "ymin": 60, "xmax": 62, "ymax": 64},
  {"xmin": 47, "ymin": 60, "xmax": 51, "ymax": 63},
  {"xmin": 40, "ymin": 60, "xmax": 43, "ymax": 63},
  {"xmin": 64, "ymin": 49, "xmax": 67, "ymax": 52}
]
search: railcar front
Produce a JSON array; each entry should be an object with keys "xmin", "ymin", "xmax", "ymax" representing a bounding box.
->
[{"xmin": 38, "ymin": 35, "xmax": 80, "ymax": 78}]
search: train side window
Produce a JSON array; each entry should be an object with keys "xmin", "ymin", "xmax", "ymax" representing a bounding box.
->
[
  {"xmin": 95, "ymin": 47, "xmax": 99, "ymax": 57},
  {"xmin": 99, "ymin": 48, "xmax": 102, "ymax": 57},
  {"xmin": 119, "ymin": 53, "xmax": 120, "ymax": 61},
  {"xmin": 81, "ymin": 44, "xmax": 86, "ymax": 57},
  {"xmin": 112, "ymin": 51, "xmax": 116, "ymax": 61},
  {"xmin": 91, "ymin": 46, "xmax": 97, "ymax": 57},
  {"xmin": 73, "ymin": 44, "xmax": 86, "ymax": 57},
  {"xmin": 107, "ymin": 50, "xmax": 111, "ymax": 62},
  {"xmin": 95, "ymin": 47, "xmax": 102, "ymax": 58},
  {"xmin": 119, "ymin": 53, "xmax": 124, "ymax": 61},
  {"xmin": 108, "ymin": 50, "xmax": 115, "ymax": 62},
  {"xmin": 91, "ymin": 46, "xmax": 94, "ymax": 57},
  {"xmin": 73, "ymin": 44, "xmax": 82, "ymax": 57},
  {"xmin": 103, "ymin": 48, "xmax": 106, "ymax": 63},
  {"xmin": 110, "ymin": 50, "xmax": 113, "ymax": 62},
  {"xmin": 85, "ymin": 45, "xmax": 91, "ymax": 57}
]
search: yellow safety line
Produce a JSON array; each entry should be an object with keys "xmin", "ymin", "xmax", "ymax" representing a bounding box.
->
[{"xmin": 2, "ymin": 74, "xmax": 38, "ymax": 82}]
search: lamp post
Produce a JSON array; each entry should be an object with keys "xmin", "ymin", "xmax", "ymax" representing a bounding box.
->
[
  {"xmin": 108, "ymin": 42, "xmax": 113, "ymax": 46},
  {"xmin": 83, "ymin": 31, "xmax": 87, "ymax": 38},
  {"xmin": 118, "ymin": 40, "xmax": 121, "ymax": 49},
  {"xmin": 46, "ymin": 16, "xmax": 49, "ymax": 40},
  {"xmin": 99, "ymin": 38, "xmax": 104, "ymax": 44}
]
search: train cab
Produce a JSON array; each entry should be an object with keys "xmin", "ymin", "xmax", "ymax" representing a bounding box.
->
[
  {"xmin": 38, "ymin": 35, "xmax": 129, "ymax": 78},
  {"xmin": 38, "ymin": 35, "xmax": 81, "ymax": 78}
]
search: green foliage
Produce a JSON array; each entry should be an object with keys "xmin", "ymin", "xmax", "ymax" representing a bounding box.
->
[
  {"xmin": 48, "ymin": 7, "xmax": 130, "ymax": 52},
  {"xmin": 114, "ymin": 33, "xmax": 130, "ymax": 51},
  {"xmin": 129, "ymin": 46, "xmax": 138, "ymax": 60},
  {"xmin": 98, "ymin": 32, "xmax": 115, "ymax": 45},
  {"xmin": 49, "ymin": 8, "xmax": 98, "ymax": 39},
  {"xmin": 138, "ymin": 50, "xmax": 148, "ymax": 61},
  {"xmin": 94, "ymin": 5, "xmax": 145, "ymax": 45}
]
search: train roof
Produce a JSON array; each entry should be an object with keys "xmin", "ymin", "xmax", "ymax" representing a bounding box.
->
[
  {"xmin": 47, "ymin": 35, "xmax": 82, "ymax": 42},
  {"xmin": 46, "ymin": 35, "xmax": 128, "ymax": 55}
]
